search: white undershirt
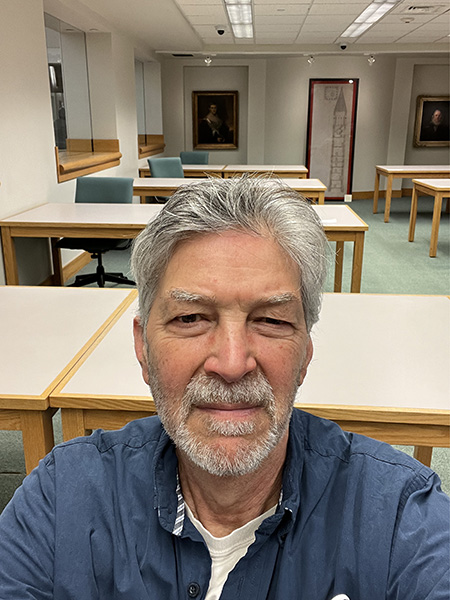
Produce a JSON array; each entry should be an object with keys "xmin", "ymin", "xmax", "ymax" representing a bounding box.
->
[{"xmin": 185, "ymin": 503, "xmax": 277, "ymax": 600}]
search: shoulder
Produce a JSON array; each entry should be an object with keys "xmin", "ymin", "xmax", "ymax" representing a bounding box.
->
[
  {"xmin": 45, "ymin": 415, "xmax": 166, "ymax": 469},
  {"xmin": 290, "ymin": 409, "xmax": 436, "ymax": 486}
]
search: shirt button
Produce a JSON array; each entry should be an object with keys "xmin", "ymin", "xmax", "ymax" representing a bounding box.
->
[{"xmin": 188, "ymin": 582, "xmax": 200, "ymax": 597}]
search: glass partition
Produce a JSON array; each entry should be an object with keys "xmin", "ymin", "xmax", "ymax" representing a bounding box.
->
[{"xmin": 44, "ymin": 13, "xmax": 92, "ymax": 151}]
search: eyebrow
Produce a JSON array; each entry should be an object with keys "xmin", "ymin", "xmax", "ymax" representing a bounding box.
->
[{"xmin": 167, "ymin": 288, "xmax": 299, "ymax": 306}]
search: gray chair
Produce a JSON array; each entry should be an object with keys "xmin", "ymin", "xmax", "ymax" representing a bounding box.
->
[
  {"xmin": 180, "ymin": 151, "xmax": 209, "ymax": 164},
  {"xmin": 56, "ymin": 176, "xmax": 135, "ymax": 287}
]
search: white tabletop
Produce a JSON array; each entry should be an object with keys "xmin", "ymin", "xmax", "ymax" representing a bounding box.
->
[
  {"xmin": 0, "ymin": 202, "xmax": 361, "ymax": 231},
  {"xmin": 312, "ymin": 205, "xmax": 367, "ymax": 229},
  {"xmin": 182, "ymin": 164, "xmax": 227, "ymax": 171},
  {"xmin": 0, "ymin": 203, "xmax": 163, "ymax": 227},
  {"xmin": 377, "ymin": 165, "xmax": 450, "ymax": 174},
  {"xmin": 133, "ymin": 177, "xmax": 324, "ymax": 190},
  {"xmin": 52, "ymin": 294, "xmax": 449, "ymax": 415},
  {"xmin": 297, "ymin": 294, "xmax": 450, "ymax": 412},
  {"xmin": 282, "ymin": 178, "xmax": 326, "ymax": 190},
  {"xmin": 412, "ymin": 178, "xmax": 450, "ymax": 191},
  {"xmin": 133, "ymin": 177, "xmax": 208, "ymax": 189},
  {"xmin": 0, "ymin": 287, "xmax": 135, "ymax": 398},
  {"xmin": 224, "ymin": 164, "xmax": 308, "ymax": 173}
]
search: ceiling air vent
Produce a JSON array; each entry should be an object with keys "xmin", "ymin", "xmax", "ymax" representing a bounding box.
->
[
  {"xmin": 401, "ymin": 5, "xmax": 447, "ymax": 13},
  {"xmin": 172, "ymin": 53, "xmax": 194, "ymax": 57}
]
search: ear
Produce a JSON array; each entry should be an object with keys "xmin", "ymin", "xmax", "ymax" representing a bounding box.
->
[
  {"xmin": 298, "ymin": 336, "xmax": 313, "ymax": 386},
  {"xmin": 133, "ymin": 316, "xmax": 150, "ymax": 385}
]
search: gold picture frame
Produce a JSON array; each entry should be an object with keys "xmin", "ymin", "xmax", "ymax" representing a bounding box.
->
[
  {"xmin": 414, "ymin": 95, "xmax": 450, "ymax": 147},
  {"xmin": 192, "ymin": 91, "xmax": 238, "ymax": 150}
]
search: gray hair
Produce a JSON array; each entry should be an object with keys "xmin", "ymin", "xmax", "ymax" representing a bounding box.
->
[{"xmin": 131, "ymin": 176, "xmax": 328, "ymax": 333}]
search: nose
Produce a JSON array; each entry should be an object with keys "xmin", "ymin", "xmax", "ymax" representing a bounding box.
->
[{"xmin": 203, "ymin": 323, "xmax": 257, "ymax": 383}]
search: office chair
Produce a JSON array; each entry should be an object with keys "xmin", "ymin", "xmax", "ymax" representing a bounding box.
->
[
  {"xmin": 148, "ymin": 157, "xmax": 184, "ymax": 177},
  {"xmin": 180, "ymin": 151, "xmax": 209, "ymax": 164},
  {"xmin": 147, "ymin": 157, "xmax": 184, "ymax": 203},
  {"xmin": 56, "ymin": 176, "xmax": 135, "ymax": 288}
]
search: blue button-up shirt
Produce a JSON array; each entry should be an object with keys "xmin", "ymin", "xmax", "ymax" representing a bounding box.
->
[{"xmin": 0, "ymin": 409, "xmax": 449, "ymax": 599}]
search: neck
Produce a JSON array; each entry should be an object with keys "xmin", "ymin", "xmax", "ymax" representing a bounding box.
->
[{"xmin": 177, "ymin": 433, "xmax": 288, "ymax": 537}]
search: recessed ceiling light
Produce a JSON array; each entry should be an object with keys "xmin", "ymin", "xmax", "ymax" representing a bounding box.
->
[{"xmin": 341, "ymin": 0, "xmax": 401, "ymax": 38}]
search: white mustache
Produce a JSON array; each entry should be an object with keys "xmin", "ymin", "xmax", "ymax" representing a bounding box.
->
[{"xmin": 183, "ymin": 372, "xmax": 275, "ymax": 409}]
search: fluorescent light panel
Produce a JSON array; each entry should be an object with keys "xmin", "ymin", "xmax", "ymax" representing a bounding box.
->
[
  {"xmin": 224, "ymin": 0, "xmax": 254, "ymax": 39},
  {"xmin": 341, "ymin": 0, "xmax": 400, "ymax": 38}
]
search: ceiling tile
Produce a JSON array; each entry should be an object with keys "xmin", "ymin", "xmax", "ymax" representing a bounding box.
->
[
  {"xmin": 308, "ymin": 3, "xmax": 368, "ymax": 15},
  {"xmin": 254, "ymin": 4, "xmax": 309, "ymax": 16}
]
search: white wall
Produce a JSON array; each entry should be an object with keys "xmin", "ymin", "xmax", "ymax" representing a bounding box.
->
[
  {"xmin": 0, "ymin": 0, "xmax": 151, "ymax": 284},
  {"xmin": 183, "ymin": 65, "xmax": 249, "ymax": 164},
  {"xmin": 0, "ymin": 0, "xmax": 68, "ymax": 285},
  {"xmin": 405, "ymin": 63, "xmax": 450, "ymax": 166},
  {"xmin": 161, "ymin": 54, "xmax": 448, "ymax": 193}
]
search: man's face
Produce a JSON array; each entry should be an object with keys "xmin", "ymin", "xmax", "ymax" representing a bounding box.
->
[
  {"xmin": 209, "ymin": 104, "xmax": 217, "ymax": 114},
  {"xmin": 134, "ymin": 231, "xmax": 313, "ymax": 476},
  {"xmin": 431, "ymin": 110, "xmax": 442, "ymax": 125}
]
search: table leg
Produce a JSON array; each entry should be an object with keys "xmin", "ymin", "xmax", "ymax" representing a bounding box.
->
[
  {"xmin": 408, "ymin": 186, "xmax": 419, "ymax": 242},
  {"xmin": 334, "ymin": 241, "xmax": 344, "ymax": 293},
  {"xmin": 61, "ymin": 408, "xmax": 88, "ymax": 441},
  {"xmin": 413, "ymin": 445, "xmax": 433, "ymax": 467},
  {"xmin": 350, "ymin": 233, "xmax": 364, "ymax": 293},
  {"xmin": 1, "ymin": 226, "xmax": 19, "ymax": 285},
  {"xmin": 373, "ymin": 170, "xmax": 380, "ymax": 213},
  {"xmin": 384, "ymin": 175, "xmax": 393, "ymax": 223},
  {"xmin": 50, "ymin": 238, "xmax": 63, "ymax": 285},
  {"xmin": 318, "ymin": 191, "xmax": 325, "ymax": 205},
  {"xmin": 21, "ymin": 410, "xmax": 55, "ymax": 474},
  {"xmin": 429, "ymin": 192, "xmax": 443, "ymax": 258}
]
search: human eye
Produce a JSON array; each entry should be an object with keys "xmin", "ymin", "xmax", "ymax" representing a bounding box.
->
[
  {"xmin": 252, "ymin": 316, "xmax": 295, "ymax": 337},
  {"xmin": 174, "ymin": 313, "xmax": 203, "ymax": 325}
]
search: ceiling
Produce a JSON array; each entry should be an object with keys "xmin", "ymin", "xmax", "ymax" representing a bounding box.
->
[{"xmin": 45, "ymin": 0, "xmax": 450, "ymax": 58}]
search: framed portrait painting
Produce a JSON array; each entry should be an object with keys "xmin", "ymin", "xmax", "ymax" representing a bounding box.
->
[
  {"xmin": 193, "ymin": 91, "xmax": 238, "ymax": 150},
  {"xmin": 306, "ymin": 79, "xmax": 359, "ymax": 200},
  {"xmin": 414, "ymin": 96, "xmax": 450, "ymax": 147}
]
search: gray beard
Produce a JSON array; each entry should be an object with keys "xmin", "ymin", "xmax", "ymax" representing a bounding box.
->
[{"xmin": 148, "ymin": 370, "xmax": 295, "ymax": 477}]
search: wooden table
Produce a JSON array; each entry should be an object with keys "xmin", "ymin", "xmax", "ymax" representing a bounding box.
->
[
  {"xmin": 133, "ymin": 177, "xmax": 327, "ymax": 204},
  {"xmin": 296, "ymin": 293, "xmax": 450, "ymax": 466},
  {"xmin": 138, "ymin": 164, "xmax": 226, "ymax": 178},
  {"xmin": 0, "ymin": 203, "xmax": 162, "ymax": 285},
  {"xmin": 314, "ymin": 205, "xmax": 368, "ymax": 293},
  {"xmin": 0, "ymin": 286, "xmax": 136, "ymax": 473},
  {"xmin": 223, "ymin": 164, "xmax": 308, "ymax": 178},
  {"xmin": 133, "ymin": 177, "xmax": 207, "ymax": 203},
  {"xmin": 373, "ymin": 165, "xmax": 450, "ymax": 223},
  {"xmin": 0, "ymin": 203, "xmax": 364, "ymax": 292},
  {"xmin": 50, "ymin": 293, "xmax": 450, "ymax": 467},
  {"xmin": 408, "ymin": 178, "xmax": 450, "ymax": 257}
]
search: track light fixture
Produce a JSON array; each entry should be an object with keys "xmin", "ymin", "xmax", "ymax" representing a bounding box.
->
[
  {"xmin": 368, "ymin": 55, "xmax": 376, "ymax": 66},
  {"xmin": 307, "ymin": 55, "xmax": 315, "ymax": 65}
]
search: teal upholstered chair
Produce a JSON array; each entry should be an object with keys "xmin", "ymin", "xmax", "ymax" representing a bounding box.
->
[
  {"xmin": 56, "ymin": 176, "xmax": 135, "ymax": 288},
  {"xmin": 147, "ymin": 157, "xmax": 184, "ymax": 203},
  {"xmin": 147, "ymin": 157, "xmax": 184, "ymax": 178},
  {"xmin": 180, "ymin": 151, "xmax": 209, "ymax": 165}
]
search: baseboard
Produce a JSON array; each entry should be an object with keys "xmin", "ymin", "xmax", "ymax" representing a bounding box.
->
[
  {"xmin": 351, "ymin": 190, "xmax": 405, "ymax": 200},
  {"xmin": 40, "ymin": 252, "xmax": 91, "ymax": 286}
]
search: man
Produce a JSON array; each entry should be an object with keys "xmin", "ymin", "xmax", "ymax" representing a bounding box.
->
[
  {"xmin": 421, "ymin": 108, "xmax": 449, "ymax": 141},
  {"xmin": 198, "ymin": 103, "xmax": 230, "ymax": 144},
  {"xmin": 0, "ymin": 177, "xmax": 448, "ymax": 599}
]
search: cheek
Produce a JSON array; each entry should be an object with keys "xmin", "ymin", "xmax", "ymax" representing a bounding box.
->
[
  {"xmin": 257, "ymin": 340, "xmax": 305, "ymax": 392},
  {"xmin": 148, "ymin": 338, "xmax": 204, "ymax": 396}
]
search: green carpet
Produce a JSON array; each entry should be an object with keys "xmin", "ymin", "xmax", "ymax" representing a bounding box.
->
[{"xmin": 1, "ymin": 196, "xmax": 448, "ymax": 511}]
